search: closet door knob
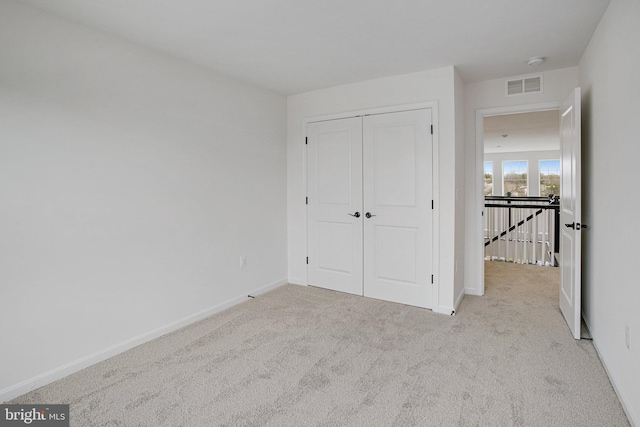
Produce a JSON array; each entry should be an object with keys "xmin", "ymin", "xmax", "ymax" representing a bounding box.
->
[
  {"xmin": 365, "ymin": 212, "xmax": 376, "ymax": 218},
  {"xmin": 348, "ymin": 212, "xmax": 360, "ymax": 218}
]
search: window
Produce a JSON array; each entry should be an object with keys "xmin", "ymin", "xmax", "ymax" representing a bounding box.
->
[
  {"xmin": 503, "ymin": 161, "xmax": 528, "ymax": 196},
  {"xmin": 484, "ymin": 161, "xmax": 493, "ymax": 196},
  {"xmin": 540, "ymin": 159, "xmax": 560, "ymax": 197}
]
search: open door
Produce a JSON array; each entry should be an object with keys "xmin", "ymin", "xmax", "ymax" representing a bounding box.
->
[{"xmin": 559, "ymin": 87, "xmax": 582, "ymax": 339}]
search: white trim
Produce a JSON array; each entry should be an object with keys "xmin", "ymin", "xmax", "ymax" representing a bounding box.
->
[
  {"xmin": 303, "ymin": 101, "xmax": 439, "ymax": 125},
  {"xmin": 465, "ymin": 287, "xmax": 483, "ymax": 297},
  {"xmin": 474, "ymin": 102, "xmax": 561, "ymax": 296},
  {"xmin": 431, "ymin": 105, "xmax": 440, "ymax": 312},
  {"xmin": 0, "ymin": 278, "xmax": 288, "ymax": 403},
  {"xmin": 287, "ymin": 276, "xmax": 305, "ymax": 286},
  {"xmin": 288, "ymin": 282, "xmax": 308, "ymax": 287},
  {"xmin": 303, "ymin": 101, "xmax": 440, "ymax": 310},
  {"xmin": 436, "ymin": 305, "xmax": 456, "ymax": 315},
  {"xmin": 583, "ymin": 315, "xmax": 637, "ymax": 427},
  {"xmin": 303, "ymin": 120, "xmax": 308, "ymax": 285}
]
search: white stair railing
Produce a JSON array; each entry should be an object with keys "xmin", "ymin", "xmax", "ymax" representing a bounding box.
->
[{"xmin": 484, "ymin": 196, "xmax": 559, "ymax": 266}]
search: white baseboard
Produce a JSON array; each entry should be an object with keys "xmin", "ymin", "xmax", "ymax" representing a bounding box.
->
[
  {"xmin": 287, "ymin": 276, "xmax": 304, "ymax": 285},
  {"xmin": 434, "ymin": 289, "xmax": 466, "ymax": 316},
  {"xmin": 582, "ymin": 313, "xmax": 637, "ymax": 427},
  {"xmin": 464, "ymin": 288, "xmax": 483, "ymax": 296},
  {"xmin": 248, "ymin": 278, "xmax": 288, "ymax": 296},
  {"xmin": 0, "ymin": 278, "xmax": 288, "ymax": 403},
  {"xmin": 435, "ymin": 305, "xmax": 456, "ymax": 315}
]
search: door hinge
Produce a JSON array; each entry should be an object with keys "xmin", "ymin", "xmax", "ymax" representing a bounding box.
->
[
  {"xmin": 430, "ymin": 125, "xmax": 433, "ymax": 135},
  {"xmin": 431, "ymin": 274, "xmax": 434, "ymax": 284},
  {"xmin": 306, "ymin": 257, "xmax": 309, "ymax": 265},
  {"xmin": 305, "ymin": 137, "xmax": 308, "ymax": 145},
  {"xmin": 305, "ymin": 197, "xmax": 308, "ymax": 205},
  {"xmin": 431, "ymin": 200, "xmax": 434, "ymax": 210}
]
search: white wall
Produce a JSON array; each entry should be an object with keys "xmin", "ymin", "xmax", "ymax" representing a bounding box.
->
[
  {"xmin": 579, "ymin": 0, "xmax": 640, "ymax": 423},
  {"xmin": 0, "ymin": 1, "xmax": 287, "ymax": 400},
  {"xmin": 453, "ymin": 69, "xmax": 466, "ymax": 309},
  {"xmin": 287, "ymin": 66, "xmax": 463, "ymax": 314},
  {"xmin": 484, "ymin": 150, "xmax": 560, "ymax": 197},
  {"xmin": 463, "ymin": 67, "xmax": 579, "ymax": 295}
]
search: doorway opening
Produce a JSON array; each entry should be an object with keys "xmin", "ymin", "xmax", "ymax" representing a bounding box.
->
[
  {"xmin": 476, "ymin": 89, "xmax": 583, "ymax": 340},
  {"xmin": 475, "ymin": 102, "xmax": 561, "ymax": 297},
  {"xmin": 483, "ymin": 110, "xmax": 561, "ymax": 267}
]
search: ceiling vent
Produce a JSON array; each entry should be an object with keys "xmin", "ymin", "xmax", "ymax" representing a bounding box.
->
[{"xmin": 506, "ymin": 75, "xmax": 543, "ymax": 96}]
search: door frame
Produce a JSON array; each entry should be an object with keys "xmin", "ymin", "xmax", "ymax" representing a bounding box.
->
[
  {"xmin": 474, "ymin": 101, "xmax": 561, "ymax": 296},
  {"xmin": 303, "ymin": 101, "xmax": 440, "ymax": 308}
]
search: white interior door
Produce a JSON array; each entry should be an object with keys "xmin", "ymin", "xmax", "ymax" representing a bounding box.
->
[
  {"xmin": 307, "ymin": 117, "xmax": 363, "ymax": 295},
  {"xmin": 362, "ymin": 110, "xmax": 433, "ymax": 308},
  {"xmin": 559, "ymin": 87, "xmax": 582, "ymax": 339}
]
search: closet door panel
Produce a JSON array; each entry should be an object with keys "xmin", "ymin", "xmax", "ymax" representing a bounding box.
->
[
  {"xmin": 307, "ymin": 117, "xmax": 363, "ymax": 295},
  {"xmin": 363, "ymin": 110, "xmax": 433, "ymax": 308}
]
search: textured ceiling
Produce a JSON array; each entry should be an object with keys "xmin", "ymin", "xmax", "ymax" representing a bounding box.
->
[{"xmin": 17, "ymin": 0, "xmax": 611, "ymax": 94}]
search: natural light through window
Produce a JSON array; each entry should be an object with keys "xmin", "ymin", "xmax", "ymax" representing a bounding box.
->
[
  {"xmin": 540, "ymin": 159, "xmax": 560, "ymax": 197},
  {"xmin": 484, "ymin": 161, "xmax": 493, "ymax": 196},
  {"xmin": 503, "ymin": 160, "xmax": 528, "ymax": 196}
]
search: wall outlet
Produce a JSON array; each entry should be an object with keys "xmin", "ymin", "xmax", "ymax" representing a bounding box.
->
[
  {"xmin": 625, "ymin": 325, "xmax": 630, "ymax": 349},
  {"xmin": 240, "ymin": 255, "xmax": 247, "ymax": 268}
]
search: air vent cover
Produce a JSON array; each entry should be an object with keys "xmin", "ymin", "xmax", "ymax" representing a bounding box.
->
[{"xmin": 506, "ymin": 75, "xmax": 543, "ymax": 96}]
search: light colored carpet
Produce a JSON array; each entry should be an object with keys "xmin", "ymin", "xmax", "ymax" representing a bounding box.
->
[{"xmin": 12, "ymin": 262, "xmax": 630, "ymax": 426}]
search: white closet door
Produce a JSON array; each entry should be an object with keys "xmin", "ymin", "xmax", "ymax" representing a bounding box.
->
[
  {"xmin": 307, "ymin": 117, "xmax": 363, "ymax": 296},
  {"xmin": 362, "ymin": 110, "xmax": 433, "ymax": 308}
]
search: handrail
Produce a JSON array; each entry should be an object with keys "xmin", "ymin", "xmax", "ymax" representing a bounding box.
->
[
  {"xmin": 483, "ymin": 196, "xmax": 560, "ymax": 266},
  {"xmin": 485, "ymin": 196, "xmax": 552, "ymax": 202},
  {"xmin": 485, "ymin": 203, "xmax": 558, "ymax": 210}
]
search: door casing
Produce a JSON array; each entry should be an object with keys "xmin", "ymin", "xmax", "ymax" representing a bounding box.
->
[{"xmin": 473, "ymin": 101, "xmax": 562, "ymax": 297}]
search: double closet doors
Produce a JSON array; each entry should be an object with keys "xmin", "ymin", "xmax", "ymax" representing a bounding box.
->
[{"xmin": 306, "ymin": 109, "xmax": 434, "ymax": 309}]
